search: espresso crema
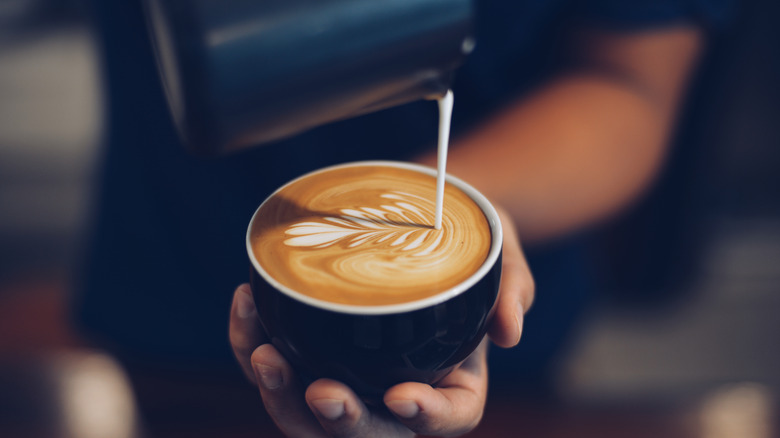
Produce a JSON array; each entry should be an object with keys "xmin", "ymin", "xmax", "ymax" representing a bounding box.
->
[{"xmin": 250, "ymin": 164, "xmax": 491, "ymax": 306}]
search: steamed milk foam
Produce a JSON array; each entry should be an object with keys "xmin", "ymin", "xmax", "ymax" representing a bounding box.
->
[
  {"xmin": 251, "ymin": 90, "xmax": 488, "ymax": 306},
  {"xmin": 249, "ymin": 164, "xmax": 491, "ymax": 306}
]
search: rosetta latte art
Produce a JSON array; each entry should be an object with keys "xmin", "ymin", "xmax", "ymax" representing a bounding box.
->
[
  {"xmin": 284, "ymin": 192, "xmax": 444, "ymax": 256},
  {"xmin": 250, "ymin": 164, "xmax": 491, "ymax": 306}
]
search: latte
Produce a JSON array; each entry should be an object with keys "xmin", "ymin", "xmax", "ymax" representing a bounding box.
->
[{"xmin": 249, "ymin": 163, "xmax": 491, "ymax": 306}]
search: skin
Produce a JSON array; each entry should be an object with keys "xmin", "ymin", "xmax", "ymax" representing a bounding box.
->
[
  {"xmin": 419, "ymin": 27, "xmax": 704, "ymax": 242},
  {"xmin": 230, "ymin": 26, "xmax": 702, "ymax": 437}
]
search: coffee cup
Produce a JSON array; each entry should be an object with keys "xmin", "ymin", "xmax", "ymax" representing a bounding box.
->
[{"xmin": 246, "ymin": 161, "xmax": 502, "ymax": 398}]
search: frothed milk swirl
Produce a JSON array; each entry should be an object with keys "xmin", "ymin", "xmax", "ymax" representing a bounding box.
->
[{"xmin": 250, "ymin": 164, "xmax": 491, "ymax": 306}]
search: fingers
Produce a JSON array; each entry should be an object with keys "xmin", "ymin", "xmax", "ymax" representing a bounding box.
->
[
  {"xmin": 229, "ymin": 284, "xmax": 267, "ymax": 383},
  {"xmin": 254, "ymin": 347, "xmax": 414, "ymax": 438},
  {"xmin": 305, "ymin": 380, "xmax": 414, "ymax": 438},
  {"xmin": 489, "ymin": 207, "xmax": 535, "ymax": 348},
  {"xmin": 384, "ymin": 340, "xmax": 489, "ymax": 437},
  {"xmin": 252, "ymin": 344, "xmax": 327, "ymax": 437}
]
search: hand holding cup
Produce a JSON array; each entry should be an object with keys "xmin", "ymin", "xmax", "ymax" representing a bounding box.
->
[{"xmin": 230, "ymin": 162, "xmax": 534, "ymax": 436}]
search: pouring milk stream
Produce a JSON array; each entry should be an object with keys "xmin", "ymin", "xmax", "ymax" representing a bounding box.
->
[{"xmin": 435, "ymin": 90, "xmax": 454, "ymax": 230}]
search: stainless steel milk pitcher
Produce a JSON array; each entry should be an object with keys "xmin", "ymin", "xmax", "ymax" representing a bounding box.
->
[{"xmin": 144, "ymin": 0, "xmax": 474, "ymax": 155}]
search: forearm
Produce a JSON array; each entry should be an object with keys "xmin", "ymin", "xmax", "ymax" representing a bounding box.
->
[
  {"xmin": 417, "ymin": 27, "xmax": 702, "ymax": 243},
  {"xmin": 421, "ymin": 75, "xmax": 670, "ymax": 242}
]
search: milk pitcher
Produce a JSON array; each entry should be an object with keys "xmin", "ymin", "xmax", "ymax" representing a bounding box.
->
[{"xmin": 144, "ymin": 0, "xmax": 474, "ymax": 155}]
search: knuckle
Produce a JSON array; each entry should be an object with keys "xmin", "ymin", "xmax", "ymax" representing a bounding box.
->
[
  {"xmin": 523, "ymin": 284, "xmax": 535, "ymax": 311},
  {"xmin": 467, "ymin": 409, "xmax": 484, "ymax": 431},
  {"xmin": 229, "ymin": 328, "xmax": 255, "ymax": 352},
  {"xmin": 520, "ymin": 274, "xmax": 536, "ymax": 310},
  {"xmin": 527, "ymin": 272, "xmax": 536, "ymax": 292}
]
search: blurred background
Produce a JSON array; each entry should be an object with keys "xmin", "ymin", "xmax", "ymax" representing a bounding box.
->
[{"xmin": 0, "ymin": 0, "xmax": 778, "ymax": 437}]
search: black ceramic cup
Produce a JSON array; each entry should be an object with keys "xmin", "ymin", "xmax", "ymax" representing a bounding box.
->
[{"xmin": 247, "ymin": 161, "xmax": 502, "ymax": 398}]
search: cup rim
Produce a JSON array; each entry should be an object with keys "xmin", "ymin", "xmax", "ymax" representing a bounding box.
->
[{"xmin": 246, "ymin": 160, "xmax": 503, "ymax": 315}]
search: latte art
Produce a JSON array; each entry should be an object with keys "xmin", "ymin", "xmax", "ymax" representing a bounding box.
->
[
  {"xmin": 250, "ymin": 164, "xmax": 491, "ymax": 306},
  {"xmin": 284, "ymin": 192, "xmax": 445, "ymax": 256}
]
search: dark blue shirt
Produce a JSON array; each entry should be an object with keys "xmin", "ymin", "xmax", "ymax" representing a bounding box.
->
[{"xmin": 76, "ymin": 0, "xmax": 731, "ymax": 377}]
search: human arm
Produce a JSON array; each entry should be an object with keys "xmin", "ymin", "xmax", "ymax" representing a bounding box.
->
[
  {"xmin": 417, "ymin": 26, "xmax": 703, "ymax": 243},
  {"xmin": 227, "ymin": 24, "xmax": 703, "ymax": 438}
]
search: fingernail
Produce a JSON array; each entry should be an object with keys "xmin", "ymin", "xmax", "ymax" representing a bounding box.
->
[
  {"xmin": 515, "ymin": 302, "xmax": 524, "ymax": 346},
  {"xmin": 254, "ymin": 363, "xmax": 282, "ymax": 389},
  {"xmin": 236, "ymin": 289, "xmax": 256, "ymax": 319},
  {"xmin": 386, "ymin": 400, "xmax": 420, "ymax": 419},
  {"xmin": 311, "ymin": 399, "xmax": 345, "ymax": 421}
]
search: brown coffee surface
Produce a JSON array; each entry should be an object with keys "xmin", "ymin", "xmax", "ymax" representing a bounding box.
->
[{"xmin": 250, "ymin": 165, "xmax": 491, "ymax": 306}]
